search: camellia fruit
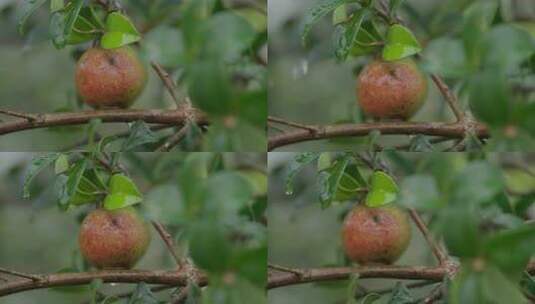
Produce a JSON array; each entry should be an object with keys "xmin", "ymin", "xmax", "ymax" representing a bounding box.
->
[
  {"xmin": 357, "ymin": 58, "xmax": 427, "ymax": 120},
  {"xmin": 75, "ymin": 46, "xmax": 147, "ymax": 109},
  {"xmin": 342, "ymin": 204, "xmax": 411, "ymax": 264},
  {"xmin": 79, "ymin": 207, "xmax": 151, "ymax": 269}
]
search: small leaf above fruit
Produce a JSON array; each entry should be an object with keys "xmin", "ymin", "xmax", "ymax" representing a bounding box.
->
[
  {"xmin": 101, "ymin": 12, "xmax": 141, "ymax": 49},
  {"xmin": 365, "ymin": 171, "xmax": 399, "ymax": 207},
  {"xmin": 382, "ymin": 24, "xmax": 422, "ymax": 61},
  {"xmin": 103, "ymin": 174, "xmax": 143, "ymax": 210}
]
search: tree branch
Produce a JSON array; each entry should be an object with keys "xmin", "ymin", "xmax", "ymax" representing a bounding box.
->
[
  {"xmin": 0, "ymin": 109, "xmax": 208, "ymax": 137},
  {"xmin": 0, "ymin": 268, "xmax": 42, "ymax": 282},
  {"xmin": 408, "ymin": 209, "xmax": 448, "ymax": 266},
  {"xmin": 267, "ymin": 262, "xmax": 535, "ymax": 290},
  {"xmin": 151, "ymin": 221, "xmax": 183, "ymax": 267},
  {"xmin": 268, "ymin": 121, "xmax": 489, "ymax": 151},
  {"xmin": 0, "ymin": 270, "xmax": 207, "ymax": 297},
  {"xmin": 430, "ymin": 74, "xmax": 465, "ymax": 122}
]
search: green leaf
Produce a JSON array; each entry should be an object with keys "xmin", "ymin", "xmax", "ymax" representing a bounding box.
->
[
  {"xmin": 202, "ymin": 12, "xmax": 256, "ymax": 60},
  {"xmin": 440, "ymin": 207, "xmax": 481, "ymax": 258},
  {"xmin": 232, "ymin": 245, "xmax": 267, "ymax": 288},
  {"xmin": 332, "ymin": 4, "xmax": 348, "ymax": 25},
  {"xmin": 469, "ymin": 70, "xmax": 511, "ymax": 128},
  {"xmin": 103, "ymin": 174, "xmax": 143, "ymax": 210},
  {"xmin": 349, "ymin": 20, "xmax": 383, "ymax": 57},
  {"xmin": 49, "ymin": 12, "xmax": 67, "ymax": 49},
  {"xmin": 54, "ymin": 154, "xmax": 70, "ymax": 174},
  {"xmin": 101, "ymin": 31, "xmax": 141, "ymax": 49},
  {"xmin": 143, "ymin": 26, "xmax": 185, "ymax": 68},
  {"xmin": 399, "ymin": 174, "xmax": 443, "ymax": 210},
  {"xmin": 285, "ymin": 153, "xmax": 319, "ymax": 195},
  {"xmin": 302, "ymin": 0, "xmax": 348, "ymax": 45},
  {"xmin": 50, "ymin": 0, "xmax": 64, "ymax": 12},
  {"xmin": 422, "ymin": 37, "xmax": 469, "ymax": 78},
  {"xmin": 365, "ymin": 171, "xmax": 399, "ymax": 207},
  {"xmin": 127, "ymin": 282, "xmax": 159, "ymax": 304},
  {"xmin": 462, "ymin": 0, "xmax": 499, "ymax": 68},
  {"xmin": 63, "ymin": 0, "xmax": 84, "ymax": 44},
  {"xmin": 23, "ymin": 153, "xmax": 60, "ymax": 199},
  {"xmin": 17, "ymin": 0, "xmax": 48, "ymax": 35},
  {"xmin": 382, "ymin": 24, "xmax": 422, "ymax": 61},
  {"xmin": 58, "ymin": 159, "xmax": 88, "ymax": 210},
  {"xmin": 188, "ymin": 61, "xmax": 233, "ymax": 116},
  {"xmin": 334, "ymin": 8, "xmax": 370, "ymax": 61},
  {"xmin": 481, "ymin": 24, "xmax": 535, "ymax": 72},
  {"xmin": 318, "ymin": 156, "xmax": 350, "ymax": 208},
  {"xmin": 387, "ymin": 282, "xmax": 414, "ymax": 304},
  {"xmin": 483, "ymin": 224, "xmax": 535, "ymax": 280},
  {"xmin": 481, "ymin": 266, "xmax": 526, "ymax": 304},
  {"xmin": 388, "ymin": 0, "xmax": 405, "ymax": 17},
  {"xmin": 106, "ymin": 12, "xmax": 140, "ymax": 35},
  {"xmin": 121, "ymin": 121, "xmax": 159, "ymax": 151},
  {"xmin": 451, "ymin": 161, "xmax": 505, "ymax": 205},
  {"xmin": 203, "ymin": 172, "xmax": 254, "ymax": 217},
  {"xmin": 189, "ymin": 221, "xmax": 231, "ymax": 273}
]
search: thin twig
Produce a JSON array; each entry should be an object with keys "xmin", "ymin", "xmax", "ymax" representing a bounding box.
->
[
  {"xmin": 268, "ymin": 116, "xmax": 319, "ymax": 133},
  {"xmin": 355, "ymin": 280, "xmax": 438, "ymax": 298},
  {"xmin": 0, "ymin": 268, "xmax": 42, "ymax": 281},
  {"xmin": 150, "ymin": 62, "xmax": 182, "ymax": 108},
  {"xmin": 408, "ymin": 209, "xmax": 448, "ymax": 265},
  {"xmin": 0, "ymin": 109, "xmax": 40, "ymax": 121},
  {"xmin": 151, "ymin": 221, "xmax": 182, "ymax": 267},
  {"xmin": 268, "ymin": 264, "xmax": 306, "ymax": 278},
  {"xmin": 430, "ymin": 74, "xmax": 465, "ymax": 122},
  {"xmin": 155, "ymin": 124, "xmax": 190, "ymax": 152}
]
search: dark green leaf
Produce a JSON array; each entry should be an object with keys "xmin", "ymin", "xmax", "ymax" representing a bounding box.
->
[
  {"xmin": 451, "ymin": 161, "xmax": 505, "ymax": 205},
  {"xmin": 127, "ymin": 282, "xmax": 159, "ymax": 304},
  {"xmin": 189, "ymin": 221, "xmax": 231, "ymax": 273},
  {"xmin": 58, "ymin": 158, "xmax": 88, "ymax": 210},
  {"xmin": 399, "ymin": 174, "xmax": 443, "ymax": 210},
  {"xmin": 302, "ymin": 0, "xmax": 348, "ymax": 45},
  {"xmin": 23, "ymin": 153, "xmax": 60, "ymax": 199},
  {"xmin": 285, "ymin": 153, "xmax": 319, "ymax": 195},
  {"xmin": 441, "ymin": 207, "xmax": 481, "ymax": 257},
  {"xmin": 335, "ymin": 8, "xmax": 370, "ymax": 61},
  {"xmin": 484, "ymin": 224, "xmax": 535, "ymax": 280},
  {"xmin": 17, "ymin": 0, "xmax": 48, "ymax": 35},
  {"xmin": 121, "ymin": 121, "xmax": 159, "ymax": 151},
  {"xmin": 319, "ymin": 156, "xmax": 350, "ymax": 208}
]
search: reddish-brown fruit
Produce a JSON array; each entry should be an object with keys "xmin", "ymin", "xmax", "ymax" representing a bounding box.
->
[
  {"xmin": 342, "ymin": 204, "xmax": 411, "ymax": 265},
  {"xmin": 75, "ymin": 46, "xmax": 147, "ymax": 109},
  {"xmin": 357, "ymin": 58, "xmax": 428, "ymax": 120},
  {"xmin": 79, "ymin": 207, "xmax": 151, "ymax": 269}
]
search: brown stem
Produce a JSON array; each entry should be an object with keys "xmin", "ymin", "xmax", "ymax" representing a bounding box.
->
[
  {"xmin": 0, "ymin": 109, "xmax": 39, "ymax": 121},
  {"xmin": 0, "ymin": 268, "xmax": 42, "ymax": 282},
  {"xmin": 155, "ymin": 124, "xmax": 190, "ymax": 152},
  {"xmin": 408, "ymin": 209, "xmax": 448, "ymax": 265},
  {"xmin": 0, "ymin": 109, "xmax": 208, "ymax": 137},
  {"xmin": 268, "ymin": 121, "xmax": 489, "ymax": 151},
  {"xmin": 151, "ymin": 221, "xmax": 183, "ymax": 267},
  {"xmin": 0, "ymin": 270, "xmax": 208, "ymax": 297},
  {"xmin": 268, "ymin": 116, "xmax": 319, "ymax": 133},
  {"xmin": 150, "ymin": 62, "xmax": 182, "ymax": 108},
  {"xmin": 430, "ymin": 74, "xmax": 465, "ymax": 122},
  {"xmin": 268, "ymin": 262, "xmax": 535, "ymax": 289},
  {"xmin": 268, "ymin": 266, "xmax": 446, "ymax": 289}
]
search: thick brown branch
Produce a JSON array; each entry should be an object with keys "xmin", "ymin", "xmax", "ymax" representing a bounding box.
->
[
  {"xmin": 0, "ymin": 109, "xmax": 208, "ymax": 137},
  {"xmin": 268, "ymin": 121, "xmax": 489, "ymax": 151},
  {"xmin": 268, "ymin": 262, "xmax": 535, "ymax": 289},
  {"xmin": 268, "ymin": 266, "xmax": 445, "ymax": 289},
  {"xmin": 0, "ymin": 270, "xmax": 207, "ymax": 297}
]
